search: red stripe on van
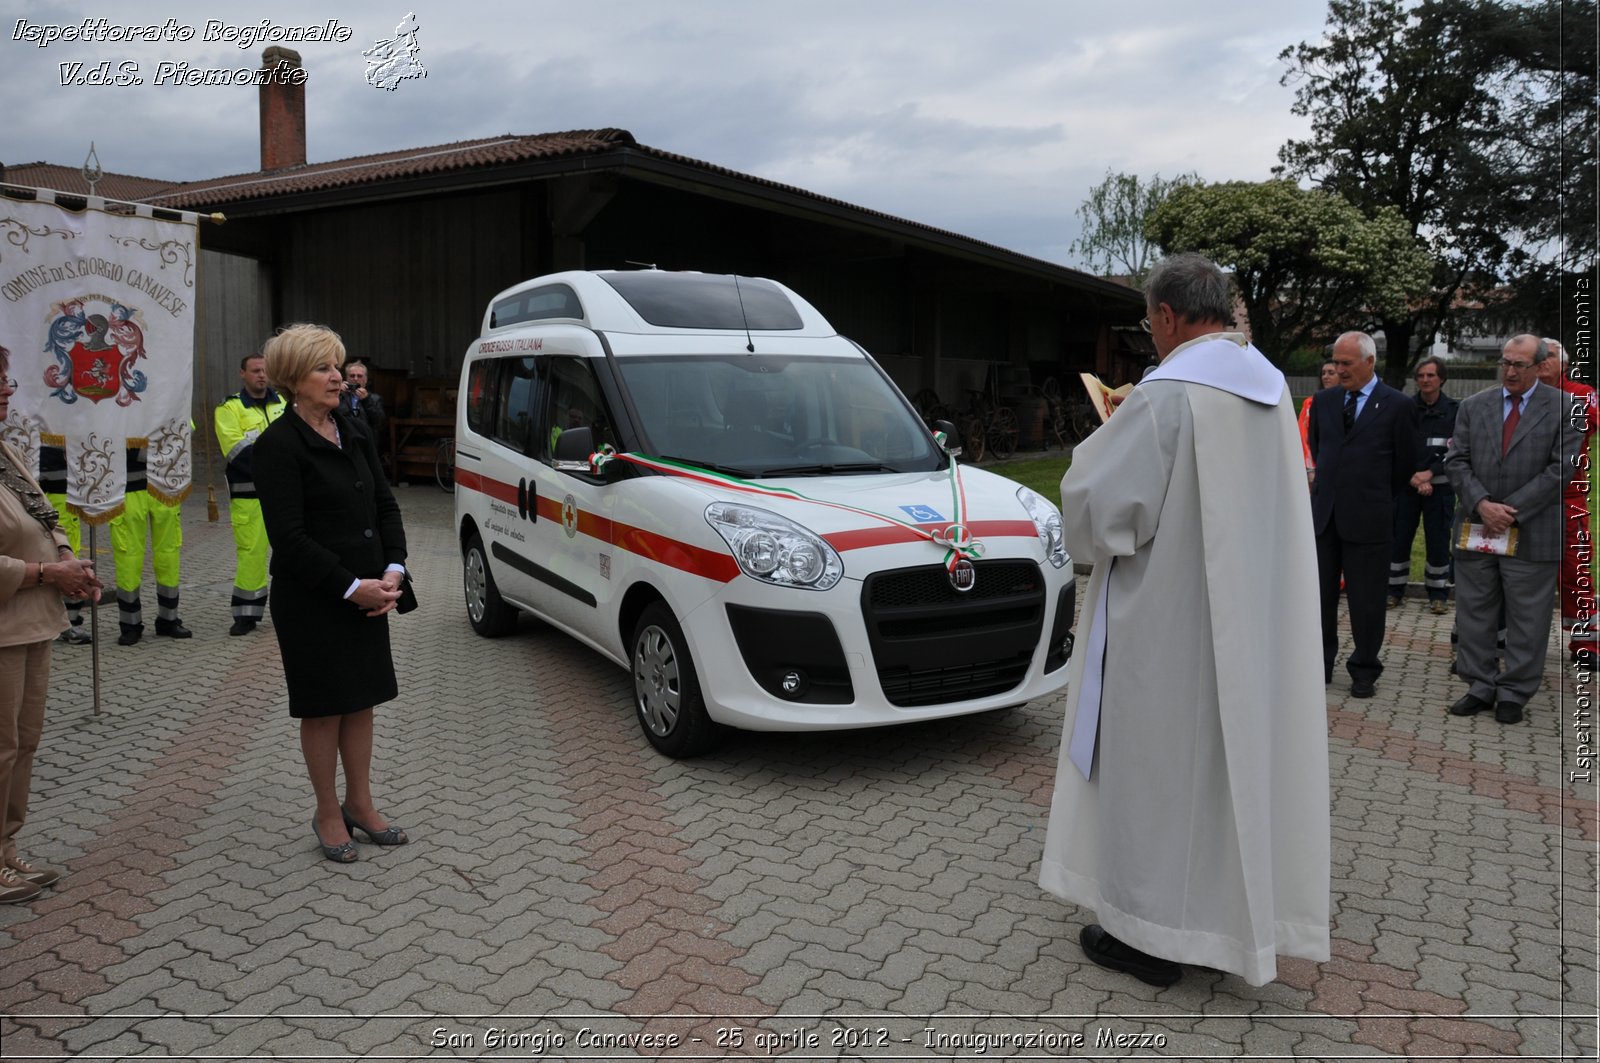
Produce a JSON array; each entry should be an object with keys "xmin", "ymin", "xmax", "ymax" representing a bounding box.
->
[
  {"xmin": 825, "ymin": 519, "xmax": 1039, "ymax": 553},
  {"xmin": 534, "ymin": 494, "xmax": 563, "ymax": 522},
  {"xmin": 461, "ymin": 473, "xmax": 1036, "ymax": 580},
  {"xmin": 454, "ymin": 468, "xmax": 520, "ymax": 505},
  {"xmin": 609, "ymin": 523, "xmax": 742, "ymax": 583},
  {"xmin": 462, "ymin": 473, "xmax": 740, "ymax": 583}
]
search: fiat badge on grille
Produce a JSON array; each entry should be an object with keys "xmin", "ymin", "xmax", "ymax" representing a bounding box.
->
[{"xmin": 949, "ymin": 558, "xmax": 976, "ymax": 593}]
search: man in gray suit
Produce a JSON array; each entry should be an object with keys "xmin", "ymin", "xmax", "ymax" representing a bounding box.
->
[{"xmin": 1444, "ymin": 335, "xmax": 1579, "ymax": 724}]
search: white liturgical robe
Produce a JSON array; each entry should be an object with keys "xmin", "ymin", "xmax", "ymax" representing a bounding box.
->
[{"xmin": 1039, "ymin": 334, "xmax": 1330, "ymax": 986}]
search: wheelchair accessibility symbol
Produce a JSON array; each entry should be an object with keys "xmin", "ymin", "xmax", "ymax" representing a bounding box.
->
[{"xmin": 900, "ymin": 505, "xmax": 946, "ymax": 523}]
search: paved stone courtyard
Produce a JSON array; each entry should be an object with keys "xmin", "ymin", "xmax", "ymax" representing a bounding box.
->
[{"xmin": 1, "ymin": 484, "xmax": 1595, "ymax": 1060}]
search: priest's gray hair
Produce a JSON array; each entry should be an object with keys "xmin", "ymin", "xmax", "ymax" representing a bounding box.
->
[
  {"xmin": 1144, "ymin": 253, "xmax": 1235, "ymax": 326},
  {"xmin": 1336, "ymin": 331, "xmax": 1377, "ymax": 363}
]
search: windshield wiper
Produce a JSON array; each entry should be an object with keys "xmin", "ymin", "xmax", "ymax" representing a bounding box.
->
[
  {"xmin": 654, "ymin": 455, "xmax": 754, "ymax": 477},
  {"xmin": 759, "ymin": 462, "xmax": 902, "ymax": 477}
]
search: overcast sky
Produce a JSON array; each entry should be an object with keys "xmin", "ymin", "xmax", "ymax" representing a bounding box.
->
[{"xmin": 3, "ymin": 1, "xmax": 1334, "ymax": 266}]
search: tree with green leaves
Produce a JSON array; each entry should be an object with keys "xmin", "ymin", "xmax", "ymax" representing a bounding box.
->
[
  {"xmin": 1069, "ymin": 170, "xmax": 1197, "ymax": 284},
  {"xmin": 1467, "ymin": 0, "xmax": 1597, "ymax": 342},
  {"xmin": 1146, "ymin": 180, "xmax": 1433, "ymax": 363},
  {"xmin": 1276, "ymin": 0, "xmax": 1523, "ymax": 381}
]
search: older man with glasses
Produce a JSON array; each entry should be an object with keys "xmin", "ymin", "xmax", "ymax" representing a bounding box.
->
[{"xmin": 1444, "ymin": 335, "xmax": 1579, "ymax": 724}]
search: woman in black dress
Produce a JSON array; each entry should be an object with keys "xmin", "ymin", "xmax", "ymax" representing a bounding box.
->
[{"xmin": 255, "ymin": 325, "xmax": 410, "ymax": 863}]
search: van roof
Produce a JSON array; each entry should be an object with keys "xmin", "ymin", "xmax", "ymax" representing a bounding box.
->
[{"xmin": 481, "ymin": 270, "xmax": 839, "ymax": 337}]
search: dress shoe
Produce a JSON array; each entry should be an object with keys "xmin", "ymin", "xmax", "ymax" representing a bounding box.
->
[
  {"xmin": 228, "ymin": 619, "xmax": 256, "ymax": 637},
  {"xmin": 8, "ymin": 857, "xmax": 62, "ymax": 889},
  {"xmin": 0, "ymin": 866, "xmax": 42, "ymax": 904},
  {"xmin": 1079, "ymin": 924, "xmax": 1182, "ymax": 987},
  {"xmin": 1430, "ymin": 600, "xmax": 1448, "ymax": 616},
  {"xmin": 57, "ymin": 626, "xmax": 92, "ymax": 645},
  {"xmin": 1449, "ymin": 693, "xmax": 1490, "ymax": 717},
  {"xmin": 1494, "ymin": 701, "xmax": 1524, "ymax": 724},
  {"xmin": 342, "ymin": 805, "xmax": 409, "ymax": 846},
  {"xmin": 117, "ymin": 625, "xmax": 142, "ymax": 646},
  {"xmin": 312, "ymin": 819, "xmax": 358, "ymax": 863},
  {"xmin": 155, "ymin": 618, "xmax": 193, "ymax": 639},
  {"xmin": 1351, "ymin": 679, "xmax": 1376, "ymax": 699}
]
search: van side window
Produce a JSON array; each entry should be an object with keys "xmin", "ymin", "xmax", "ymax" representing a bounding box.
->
[
  {"xmin": 491, "ymin": 284, "xmax": 583, "ymax": 329},
  {"xmin": 539, "ymin": 358, "xmax": 613, "ymax": 462},
  {"xmin": 465, "ymin": 360, "xmax": 496, "ymax": 435},
  {"xmin": 491, "ymin": 357, "xmax": 541, "ymax": 454}
]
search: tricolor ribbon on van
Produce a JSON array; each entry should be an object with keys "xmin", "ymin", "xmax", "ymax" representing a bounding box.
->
[{"xmin": 589, "ymin": 445, "xmax": 986, "ymax": 573}]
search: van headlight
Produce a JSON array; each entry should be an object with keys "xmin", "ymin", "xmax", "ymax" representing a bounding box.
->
[
  {"xmin": 705, "ymin": 502, "xmax": 844, "ymax": 590},
  {"xmin": 1017, "ymin": 486, "xmax": 1069, "ymax": 569}
]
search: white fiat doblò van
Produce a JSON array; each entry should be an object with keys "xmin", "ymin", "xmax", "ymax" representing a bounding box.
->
[{"xmin": 454, "ymin": 270, "xmax": 1074, "ymax": 756}]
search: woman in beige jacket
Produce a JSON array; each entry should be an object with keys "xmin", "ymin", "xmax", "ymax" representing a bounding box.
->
[{"xmin": 0, "ymin": 345, "xmax": 101, "ymax": 903}]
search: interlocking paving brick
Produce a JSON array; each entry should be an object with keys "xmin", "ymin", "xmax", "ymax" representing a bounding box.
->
[{"xmin": 1, "ymin": 487, "xmax": 1594, "ymax": 1059}]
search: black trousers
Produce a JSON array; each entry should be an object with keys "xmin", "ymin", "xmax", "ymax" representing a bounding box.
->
[
  {"xmin": 1389, "ymin": 485, "xmax": 1456, "ymax": 602},
  {"xmin": 1317, "ymin": 530, "xmax": 1390, "ymax": 684}
]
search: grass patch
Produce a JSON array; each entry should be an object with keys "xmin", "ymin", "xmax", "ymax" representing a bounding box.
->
[{"xmin": 985, "ymin": 453, "xmax": 1071, "ymax": 500}]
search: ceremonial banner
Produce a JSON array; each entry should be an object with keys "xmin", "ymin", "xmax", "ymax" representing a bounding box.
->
[{"xmin": 0, "ymin": 193, "xmax": 196, "ymax": 522}]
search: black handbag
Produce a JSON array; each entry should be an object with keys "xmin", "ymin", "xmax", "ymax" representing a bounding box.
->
[{"xmin": 396, "ymin": 572, "xmax": 418, "ymax": 614}]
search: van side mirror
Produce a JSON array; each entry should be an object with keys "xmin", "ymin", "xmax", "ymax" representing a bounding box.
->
[
  {"xmin": 932, "ymin": 418, "xmax": 963, "ymax": 457},
  {"xmin": 552, "ymin": 425, "xmax": 597, "ymax": 471}
]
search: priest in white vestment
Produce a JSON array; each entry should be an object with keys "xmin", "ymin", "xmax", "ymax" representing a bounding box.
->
[{"xmin": 1039, "ymin": 253, "xmax": 1330, "ymax": 988}]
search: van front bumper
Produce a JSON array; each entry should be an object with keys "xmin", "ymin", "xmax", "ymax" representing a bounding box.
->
[{"xmin": 682, "ymin": 558, "xmax": 1074, "ymax": 732}]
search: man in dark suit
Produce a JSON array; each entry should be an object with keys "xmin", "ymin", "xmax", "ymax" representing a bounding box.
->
[
  {"xmin": 1444, "ymin": 335, "xmax": 1578, "ymax": 724},
  {"xmin": 1309, "ymin": 331, "xmax": 1417, "ymax": 697}
]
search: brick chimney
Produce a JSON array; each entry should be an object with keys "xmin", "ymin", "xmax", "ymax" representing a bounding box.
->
[{"xmin": 259, "ymin": 47, "xmax": 305, "ymax": 171}]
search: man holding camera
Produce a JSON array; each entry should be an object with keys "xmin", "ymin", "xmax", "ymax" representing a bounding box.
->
[{"xmin": 342, "ymin": 361, "xmax": 386, "ymax": 453}]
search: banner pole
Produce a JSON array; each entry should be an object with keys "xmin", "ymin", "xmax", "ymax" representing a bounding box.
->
[
  {"xmin": 0, "ymin": 181, "xmax": 225, "ymax": 227},
  {"xmin": 89, "ymin": 523, "xmax": 101, "ymax": 716}
]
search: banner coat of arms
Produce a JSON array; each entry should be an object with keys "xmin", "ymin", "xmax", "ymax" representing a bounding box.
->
[{"xmin": 0, "ymin": 193, "xmax": 197, "ymax": 522}]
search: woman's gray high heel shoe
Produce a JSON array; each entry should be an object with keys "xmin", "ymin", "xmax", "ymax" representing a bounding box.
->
[
  {"xmin": 342, "ymin": 805, "xmax": 408, "ymax": 846},
  {"xmin": 312, "ymin": 819, "xmax": 358, "ymax": 863}
]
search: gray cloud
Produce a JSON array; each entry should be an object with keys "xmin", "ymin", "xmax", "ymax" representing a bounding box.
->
[{"xmin": 2, "ymin": 0, "xmax": 1333, "ymax": 263}]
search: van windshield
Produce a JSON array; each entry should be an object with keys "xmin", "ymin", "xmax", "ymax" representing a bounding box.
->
[{"xmin": 614, "ymin": 355, "xmax": 944, "ymax": 477}]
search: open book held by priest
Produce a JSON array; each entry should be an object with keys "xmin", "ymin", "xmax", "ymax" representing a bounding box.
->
[{"xmin": 1079, "ymin": 372, "xmax": 1133, "ymax": 423}]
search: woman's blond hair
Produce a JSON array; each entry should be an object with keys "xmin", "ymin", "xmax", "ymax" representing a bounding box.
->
[{"xmin": 262, "ymin": 324, "xmax": 345, "ymax": 395}]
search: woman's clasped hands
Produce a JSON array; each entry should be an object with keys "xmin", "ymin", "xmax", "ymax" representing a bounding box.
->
[
  {"xmin": 350, "ymin": 571, "xmax": 403, "ymax": 617},
  {"xmin": 44, "ymin": 557, "xmax": 101, "ymax": 602}
]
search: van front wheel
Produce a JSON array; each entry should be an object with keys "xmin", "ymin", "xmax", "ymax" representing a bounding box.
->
[
  {"xmin": 632, "ymin": 603, "xmax": 721, "ymax": 757},
  {"xmin": 463, "ymin": 532, "xmax": 518, "ymax": 637}
]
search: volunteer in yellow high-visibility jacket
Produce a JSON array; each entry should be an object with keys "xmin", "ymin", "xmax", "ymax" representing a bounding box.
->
[{"xmin": 214, "ymin": 353, "xmax": 286, "ymax": 636}]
